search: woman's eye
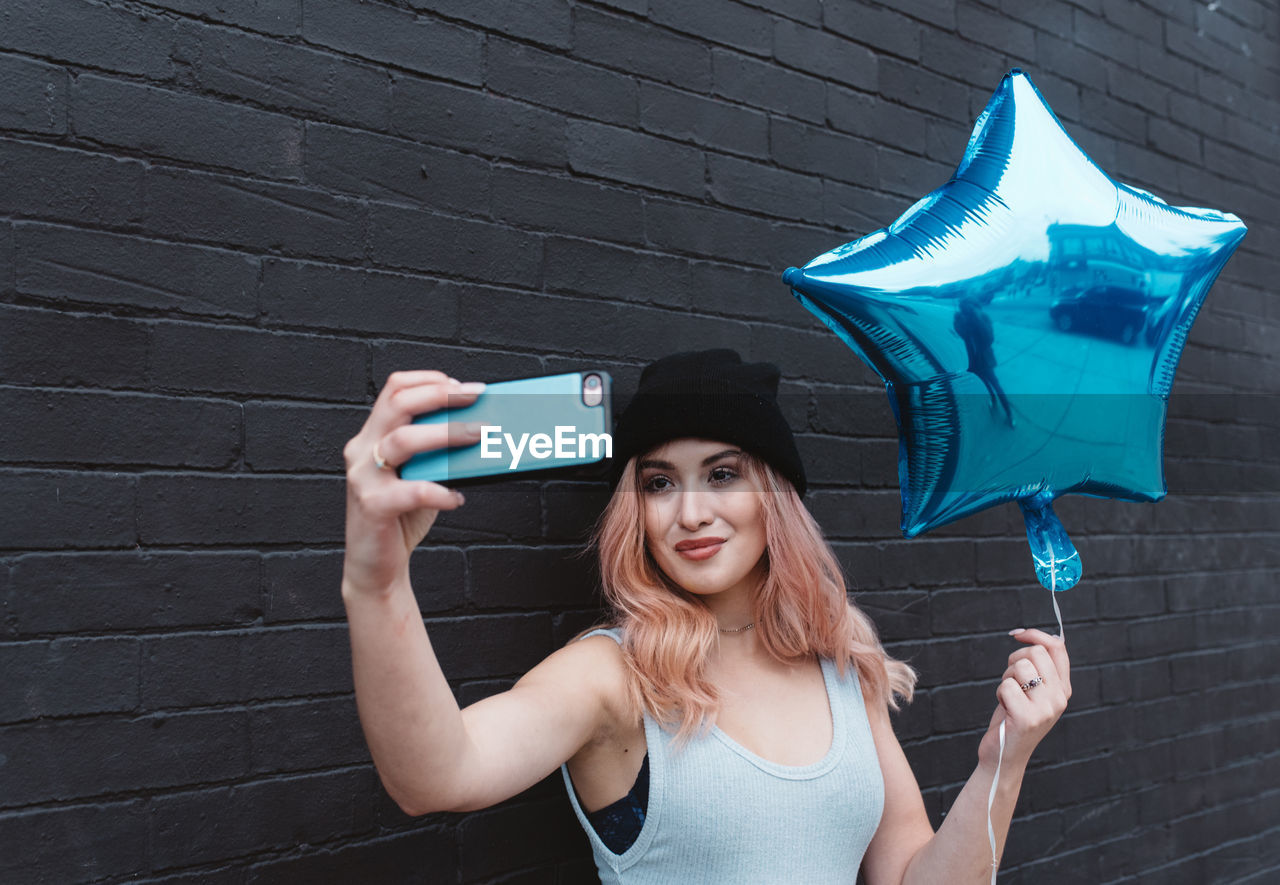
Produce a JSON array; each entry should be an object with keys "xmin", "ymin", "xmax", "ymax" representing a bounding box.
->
[
  {"xmin": 710, "ymin": 467, "xmax": 737, "ymax": 485},
  {"xmin": 642, "ymin": 475, "xmax": 672, "ymax": 493}
]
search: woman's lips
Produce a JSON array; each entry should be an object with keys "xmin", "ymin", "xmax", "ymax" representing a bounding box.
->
[{"xmin": 675, "ymin": 538, "xmax": 726, "ymax": 561}]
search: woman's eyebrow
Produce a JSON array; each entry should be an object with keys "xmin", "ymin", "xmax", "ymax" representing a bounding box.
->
[
  {"xmin": 638, "ymin": 449, "xmax": 742, "ymax": 471},
  {"xmin": 702, "ymin": 448, "xmax": 743, "ymax": 466}
]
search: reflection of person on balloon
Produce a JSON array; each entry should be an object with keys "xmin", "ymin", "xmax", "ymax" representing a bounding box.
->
[
  {"xmin": 340, "ymin": 350, "xmax": 1070, "ymax": 882},
  {"xmin": 953, "ymin": 296, "xmax": 1014, "ymax": 427}
]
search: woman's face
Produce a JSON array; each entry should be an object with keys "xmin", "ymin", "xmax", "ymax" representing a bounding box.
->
[{"xmin": 638, "ymin": 438, "xmax": 768, "ymax": 599}]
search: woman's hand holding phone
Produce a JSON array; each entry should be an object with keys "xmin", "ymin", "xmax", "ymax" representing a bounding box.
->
[{"xmin": 342, "ymin": 371, "xmax": 485, "ymax": 597}]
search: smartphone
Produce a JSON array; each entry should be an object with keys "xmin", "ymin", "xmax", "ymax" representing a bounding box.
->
[{"xmin": 398, "ymin": 371, "xmax": 613, "ymax": 484}]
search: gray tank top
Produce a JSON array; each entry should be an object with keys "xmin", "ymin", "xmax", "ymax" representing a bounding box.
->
[{"xmin": 560, "ymin": 628, "xmax": 885, "ymax": 883}]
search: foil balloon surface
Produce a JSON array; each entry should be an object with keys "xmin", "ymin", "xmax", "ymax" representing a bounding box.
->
[{"xmin": 782, "ymin": 69, "xmax": 1246, "ymax": 592}]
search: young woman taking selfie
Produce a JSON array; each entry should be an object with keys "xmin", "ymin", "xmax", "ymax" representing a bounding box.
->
[{"xmin": 341, "ymin": 349, "xmax": 1071, "ymax": 883}]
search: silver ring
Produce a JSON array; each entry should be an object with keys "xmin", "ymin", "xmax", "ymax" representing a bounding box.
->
[
  {"xmin": 372, "ymin": 442, "xmax": 393, "ymax": 471},
  {"xmin": 1020, "ymin": 676, "xmax": 1043, "ymax": 691}
]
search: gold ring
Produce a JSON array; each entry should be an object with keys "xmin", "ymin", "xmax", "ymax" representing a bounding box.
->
[{"xmin": 372, "ymin": 442, "xmax": 393, "ymax": 471}]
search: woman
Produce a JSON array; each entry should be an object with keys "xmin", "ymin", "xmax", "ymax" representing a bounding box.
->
[{"xmin": 342, "ymin": 350, "xmax": 1071, "ymax": 883}]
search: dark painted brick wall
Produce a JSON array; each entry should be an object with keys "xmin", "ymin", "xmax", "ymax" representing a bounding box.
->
[{"xmin": 1, "ymin": 0, "xmax": 1277, "ymax": 882}]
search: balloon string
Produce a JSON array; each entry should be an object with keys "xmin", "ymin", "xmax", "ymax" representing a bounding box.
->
[
  {"xmin": 988, "ymin": 719, "xmax": 1004, "ymax": 884},
  {"xmin": 988, "ymin": 552, "xmax": 1067, "ymax": 884}
]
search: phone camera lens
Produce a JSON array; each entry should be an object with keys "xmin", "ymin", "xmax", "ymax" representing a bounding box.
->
[{"xmin": 582, "ymin": 373, "xmax": 603, "ymax": 407}]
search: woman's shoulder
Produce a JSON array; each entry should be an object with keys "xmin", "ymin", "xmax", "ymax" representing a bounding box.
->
[
  {"xmin": 556, "ymin": 624, "xmax": 626, "ymax": 671},
  {"xmin": 504, "ymin": 624, "xmax": 634, "ymax": 750},
  {"xmin": 573, "ymin": 625, "xmax": 624, "ymax": 645},
  {"xmin": 568, "ymin": 627, "xmax": 629, "ymax": 698},
  {"xmin": 559, "ymin": 625, "xmax": 636, "ymax": 728}
]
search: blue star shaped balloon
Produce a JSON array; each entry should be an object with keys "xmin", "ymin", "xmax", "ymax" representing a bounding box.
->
[{"xmin": 783, "ymin": 69, "xmax": 1246, "ymax": 592}]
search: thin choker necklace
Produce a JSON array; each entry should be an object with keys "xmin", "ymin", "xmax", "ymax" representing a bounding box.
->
[{"xmin": 718, "ymin": 622, "xmax": 755, "ymax": 634}]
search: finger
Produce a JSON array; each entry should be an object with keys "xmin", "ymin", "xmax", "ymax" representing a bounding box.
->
[
  {"xmin": 387, "ymin": 382, "xmax": 485, "ymax": 424},
  {"xmin": 1003, "ymin": 653, "xmax": 1044, "ymax": 686},
  {"xmin": 375, "ymin": 421, "xmax": 485, "ymax": 470},
  {"xmin": 996, "ymin": 677, "xmax": 1031, "ymax": 717},
  {"xmin": 372, "ymin": 371, "xmax": 454, "ymax": 418},
  {"xmin": 1011, "ymin": 628, "xmax": 1071, "ymax": 695},
  {"xmin": 364, "ymin": 373, "xmax": 451, "ymax": 440},
  {"xmin": 377, "ymin": 370, "xmax": 453, "ymax": 394},
  {"xmin": 1011, "ymin": 650, "xmax": 1066, "ymax": 714},
  {"xmin": 357, "ymin": 480, "xmax": 465, "ymax": 519},
  {"xmin": 1012, "ymin": 644, "xmax": 1059, "ymax": 685},
  {"xmin": 1007, "ymin": 647, "xmax": 1035, "ymax": 666},
  {"xmin": 1005, "ymin": 657, "xmax": 1039, "ymax": 685},
  {"xmin": 366, "ymin": 375, "xmax": 483, "ymax": 438},
  {"xmin": 1026, "ymin": 644, "xmax": 1069, "ymax": 698},
  {"xmin": 1004, "ymin": 650, "xmax": 1048, "ymax": 682},
  {"xmin": 368, "ymin": 379, "xmax": 479, "ymax": 439},
  {"xmin": 1010, "ymin": 627, "xmax": 1063, "ymax": 645}
]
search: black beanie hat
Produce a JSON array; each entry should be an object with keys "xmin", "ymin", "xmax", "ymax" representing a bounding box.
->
[{"xmin": 610, "ymin": 349, "xmax": 807, "ymax": 497}]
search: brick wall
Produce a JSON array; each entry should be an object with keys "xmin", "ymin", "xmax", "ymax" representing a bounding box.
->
[{"xmin": 1, "ymin": 1, "xmax": 1277, "ymax": 882}]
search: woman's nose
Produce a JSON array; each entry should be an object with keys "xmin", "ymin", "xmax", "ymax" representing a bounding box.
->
[{"xmin": 677, "ymin": 489, "xmax": 714, "ymax": 530}]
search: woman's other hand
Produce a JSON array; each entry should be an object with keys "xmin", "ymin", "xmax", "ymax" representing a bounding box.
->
[
  {"xmin": 342, "ymin": 371, "xmax": 485, "ymax": 596},
  {"xmin": 977, "ymin": 628, "xmax": 1072, "ymax": 771}
]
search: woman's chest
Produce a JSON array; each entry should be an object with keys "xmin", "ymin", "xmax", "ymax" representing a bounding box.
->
[
  {"xmin": 567, "ymin": 657, "xmax": 834, "ymax": 812},
  {"xmin": 710, "ymin": 656, "xmax": 833, "ymax": 766}
]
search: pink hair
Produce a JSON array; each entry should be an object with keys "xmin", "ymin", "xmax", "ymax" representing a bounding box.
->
[{"xmin": 573, "ymin": 449, "xmax": 919, "ymax": 749}]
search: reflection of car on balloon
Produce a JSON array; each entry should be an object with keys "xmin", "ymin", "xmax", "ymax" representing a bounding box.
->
[
  {"xmin": 1049, "ymin": 285, "xmax": 1150, "ymax": 345},
  {"xmin": 1045, "ymin": 223, "xmax": 1148, "ymax": 294}
]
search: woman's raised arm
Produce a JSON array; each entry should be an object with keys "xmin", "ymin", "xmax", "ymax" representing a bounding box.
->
[{"xmin": 341, "ymin": 371, "xmax": 617, "ymax": 816}]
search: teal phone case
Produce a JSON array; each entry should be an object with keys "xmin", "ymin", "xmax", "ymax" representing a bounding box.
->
[{"xmin": 398, "ymin": 371, "xmax": 612, "ymax": 483}]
